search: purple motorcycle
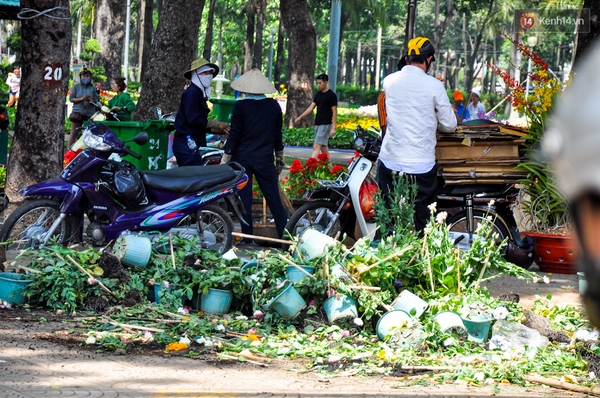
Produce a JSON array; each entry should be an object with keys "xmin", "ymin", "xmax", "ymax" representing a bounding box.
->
[{"xmin": 0, "ymin": 123, "xmax": 248, "ymax": 261}]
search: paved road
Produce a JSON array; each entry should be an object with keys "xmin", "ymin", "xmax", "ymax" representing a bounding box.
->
[{"xmin": 1, "ymin": 318, "xmax": 587, "ymax": 398}]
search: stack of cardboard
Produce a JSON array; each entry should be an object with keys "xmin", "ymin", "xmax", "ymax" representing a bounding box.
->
[{"xmin": 436, "ymin": 123, "xmax": 529, "ymax": 185}]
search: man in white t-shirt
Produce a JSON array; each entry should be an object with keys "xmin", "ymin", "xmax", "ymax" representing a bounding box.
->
[{"xmin": 378, "ymin": 37, "xmax": 457, "ymax": 232}]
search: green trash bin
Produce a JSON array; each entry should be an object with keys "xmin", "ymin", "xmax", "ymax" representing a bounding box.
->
[
  {"xmin": 94, "ymin": 120, "xmax": 170, "ymax": 170},
  {"xmin": 209, "ymin": 98, "xmax": 237, "ymax": 123}
]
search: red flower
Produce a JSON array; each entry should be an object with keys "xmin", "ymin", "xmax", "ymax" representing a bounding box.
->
[
  {"xmin": 289, "ymin": 159, "xmax": 303, "ymax": 173},
  {"xmin": 317, "ymin": 153, "xmax": 329, "ymax": 162},
  {"xmin": 331, "ymin": 165, "xmax": 344, "ymax": 174},
  {"xmin": 305, "ymin": 157, "xmax": 317, "ymax": 166}
]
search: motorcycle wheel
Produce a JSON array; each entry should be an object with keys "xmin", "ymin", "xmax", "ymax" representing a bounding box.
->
[
  {"xmin": 171, "ymin": 204, "xmax": 233, "ymax": 254},
  {"xmin": 285, "ymin": 201, "xmax": 341, "ymax": 239},
  {"xmin": 447, "ymin": 209, "xmax": 510, "ymax": 248},
  {"xmin": 0, "ymin": 199, "xmax": 74, "ymax": 266}
]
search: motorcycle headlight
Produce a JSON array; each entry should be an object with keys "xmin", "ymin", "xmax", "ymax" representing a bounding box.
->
[
  {"xmin": 353, "ymin": 136, "xmax": 366, "ymax": 153},
  {"xmin": 82, "ymin": 128, "xmax": 112, "ymax": 151}
]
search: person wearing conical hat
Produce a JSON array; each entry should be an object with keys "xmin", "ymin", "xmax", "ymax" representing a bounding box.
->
[
  {"xmin": 220, "ymin": 68, "xmax": 288, "ymax": 241},
  {"xmin": 173, "ymin": 58, "xmax": 231, "ymax": 166}
]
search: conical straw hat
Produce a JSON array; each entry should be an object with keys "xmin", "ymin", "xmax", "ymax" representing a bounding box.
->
[{"xmin": 231, "ymin": 68, "xmax": 276, "ymax": 94}]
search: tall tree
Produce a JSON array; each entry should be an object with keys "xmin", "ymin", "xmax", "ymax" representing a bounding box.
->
[
  {"xmin": 6, "ymin": 0, "xmax": 71, "ymax": 208},
  {"xmin": 244, "ymin": 0, "xmax": 256, "ymax": 72},
  {"xmin": 573, "ymin": 0, "xmax": 600, "ymax": 69},
  {"xmin": 134, "ymin": 0, "xmax": 207, "ymax": 120},
  {"xmin": 95, "ymin": 0, "xmax": 126, "ymax": 86},
  {"xmin": 253, "ymin": 0, "xmax": 266, "ymax": 69},
  {"xmin": 280, "ymin": 0, "xmax": 316, "ymax": 128},
  {"xmin": 137, "ymin": 0, "xmax": 154, "ymax": 80},
  {"xmin": 203, "ymin": 0, "xmax": 217, "ymax": 61}
]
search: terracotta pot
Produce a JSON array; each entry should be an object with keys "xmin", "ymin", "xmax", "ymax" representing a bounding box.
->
[{"xmin": 523, "ymin": 232, "xmax": 578, "ymax": 274}]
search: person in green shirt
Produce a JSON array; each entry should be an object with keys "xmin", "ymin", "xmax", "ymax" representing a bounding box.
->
[{"xmin": 108, "ymin": 77, "xmax": 136, "ymax": 121}]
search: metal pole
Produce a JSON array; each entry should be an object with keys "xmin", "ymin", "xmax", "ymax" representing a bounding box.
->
[
  {"xmin": 124, "ymin": 0, "xmax": 131, "ymax": 83},
  {"xmin": 327, "ymin": 0, "xmax": 342, "ymax": 92},
  {"xmin": 375, "ymin": 25, "xmax": 382, "ymax": 90}
]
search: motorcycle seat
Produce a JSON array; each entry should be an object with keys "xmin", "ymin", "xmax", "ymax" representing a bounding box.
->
[{"xmin": 141, "ymin": 165, "xmax": 236, "ymax": 193}]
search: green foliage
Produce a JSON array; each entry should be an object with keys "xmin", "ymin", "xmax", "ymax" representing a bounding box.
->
[
  {"xmin": 335, "ymin": 84, "xmax": 380, "ymax": 106},
  {"xmin": 373, "ymin": 173, "xmax": 417, "ymax": 237},
  {"xmin": 84, "ymin": 38, "xmax": 102, "ymax": 54}
]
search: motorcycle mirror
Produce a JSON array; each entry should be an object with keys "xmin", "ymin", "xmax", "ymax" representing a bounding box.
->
[{"xmin": 134, "ymin": 131, "xmax": 149, "ymax": 145}]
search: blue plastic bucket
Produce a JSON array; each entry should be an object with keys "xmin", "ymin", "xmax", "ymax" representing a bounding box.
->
[
  {"xmin": 153, "ymin": 283, "xmax": 170, "ymax": 304},
  {"xmin": 322, "ymin": 295, "xmax": 358, "ymax": 324},
  {"xmin": 267, "ymin": 283, "xmax": 306, "ymax": 320},
  {"xmin": 462, "ymin": 316, "xmax": 492, "ymax": 343},
  {"xmin": 376, "ymin": 310, "xmax": 413, "ymax": 341},
  {"xmin": 201, "ymin": 288, "xmax": 233, "ymax": 315},
  {"xmin": 111, "ymin": 235, "xmax": 152, "ymax": 267},
  {"xmin": 286, "ymin": 265, "xmax": 315, "ymax": 284},
  {"xmin": 0, "ymin": 272, "xmax": 32, "ymax": 305},
  {"xmin": 330, "ymin": 263, "xmax": 352, "ymax": 282}
]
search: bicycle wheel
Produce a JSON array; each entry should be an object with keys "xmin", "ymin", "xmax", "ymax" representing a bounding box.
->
[{"xmin": 447, "ymin": 209, "xmax": 510, "ymax": 250}]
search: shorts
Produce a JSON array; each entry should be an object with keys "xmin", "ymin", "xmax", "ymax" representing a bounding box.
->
[
  {"xmin": 9, "ymin": 90, "xmax": 18, "ymax": 96},
  {"xmin": 314, "ymin": 124, "xmax": 332, "ymax": 146}
]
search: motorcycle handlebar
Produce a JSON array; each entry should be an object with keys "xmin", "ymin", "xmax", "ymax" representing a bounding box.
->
[{"xmin": 125, "ymin": 146, "xmax": 142, "ymax": 159}]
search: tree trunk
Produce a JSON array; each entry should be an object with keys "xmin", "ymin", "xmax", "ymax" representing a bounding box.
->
[
  {"xmin": 5, "ymin": 0, "xmax": 71, "ymax": 209},
  {"xmin": 95, "ymin": 0, "xmax": 126, "ymax": 87},
  {"xmin": 133, "ymin": 0, "xmax": 206, "ymax": 120},
  {"xmin": 433, "ymin": 0, "xmax": 454, "ymax": 56},
  {"xmin": 253, "ymin": 0, "xmax": 266, "ymax": 70},
  {"xmin": 280, "ymin": 0, "xmax": 316, "ymax": 128},
  {"xmin": 138, "ymin": 0, "xmax": 153, "ymax": 81},
  {"xmin": 274, "ymin": 18, "xmax": 285, "ymax": 88},
  {"xmin": 244, "ymin": 1, "xmax": 256, "ymax": 72},
  {"xmin": 203, "ymin": 0, "xmax": 217, "ymax": 61},
  {"xmin": 573, "ymin": 0, "xmax": 600, "ymax": 70}
]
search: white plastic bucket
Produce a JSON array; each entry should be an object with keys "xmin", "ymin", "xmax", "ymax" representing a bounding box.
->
[
  {"xmin": 297, "ymin": 229, "xmax": 336, "ymax": 261},
  {"xmin": 391, "ymin": 290, "xmax": 429, "ymax": 318}
]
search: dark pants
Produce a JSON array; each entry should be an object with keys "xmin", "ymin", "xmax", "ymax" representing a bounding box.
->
[
  {"xmin": 172, "ymin": 135, "xmax": 205, "ymax": 166},
  {"xmin": 377, "ymin": 162, "xmax": 438, "ymax": 233},
  {"xmin": 237, "ymin": 161, "xmax": 288, "ymax": 239}
]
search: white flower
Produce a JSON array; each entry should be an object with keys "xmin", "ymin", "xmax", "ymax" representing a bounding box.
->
[
  {"xmin": 533, "ymin": 277, "xmax": 540, "ymax": 284},
  {"xmin": 163, "ymin": 281, "xmax": 170, "ymax": 289},
  {"xmin": 475, "ymin": 372, "xmax": 485, "ymax": 381},
  {"xmin": 353, "ymin": 317, "xmax": 364, "ymax": 327},
  {"xmin": 87, "ymin": 277, "xmax": 96, "ymax": 285},
  {"xmin": 253, "ymin": 310, "xmax": 264, "ymax": 319},
  {"xmin": 215, "ymin": 324, "xmax": 226, "ymax": 332},
  {"xmin": 85, "ymin": 336, "xmax": 96, "ymax": 345},
  {"xmin": 443, "ymin": 337, "xmax": 454, "ymax": 347},
  {"xmin": 235, "ymin": 315, "xmax": 248, "ymax": 320},
  {"xmin": 543, "ymin": 276, "xmax": 551, "ymax": 284},
  {"xmin": 427, "ymin": 202, "xmax": 437, "ymax": 213},
  {"xmin": 177, "ymin": 307, "xmax": 189, "ymax": 314},
  {"xmin": 144, "ymin": 331, "xmax": 153, "ymax": 341},
  {"xmin": 493, "ymin": 306, "xmax": 509, "ymax": 320},
  {"xmin": 488, "ymin": 199, "xmax": 495, "ymax": 207},
  {"xmin": 435, "ymin": 211, "xmax": 448, "ymax": 224},
  {"xmin": 590, "ymin": 371, "xmax": 596, "ymax": 380}
]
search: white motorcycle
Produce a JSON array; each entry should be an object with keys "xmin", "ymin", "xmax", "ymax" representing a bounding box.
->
[{"xmin": 285, "ymin": 127, "xmax": 380, "ymax": 242}]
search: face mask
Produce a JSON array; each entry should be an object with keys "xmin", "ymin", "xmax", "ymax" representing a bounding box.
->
[{"xmin": 81, "ymin": 77, "xmax": 91, "ymax": 85}]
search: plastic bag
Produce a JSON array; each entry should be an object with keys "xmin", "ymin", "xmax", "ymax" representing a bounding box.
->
[
  {"xmin": 359, "ymin": 177, "xmax": 378, "ymax": 220},
  {"xmin": 489, "ymin": 319, "xmax": 549, "ymax": 359}
]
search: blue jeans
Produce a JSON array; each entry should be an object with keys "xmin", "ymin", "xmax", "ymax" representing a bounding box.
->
[{"xmin": 236, "ymin": 161, "xmax": 288, "ymax": 238}]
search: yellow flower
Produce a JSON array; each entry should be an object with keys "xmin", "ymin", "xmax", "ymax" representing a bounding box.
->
[{"xmin": 166, "ymin": 342, "xmax": 189, "ymax": 351}]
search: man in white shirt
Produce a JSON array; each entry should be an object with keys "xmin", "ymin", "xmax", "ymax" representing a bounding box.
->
[{"xmin": 378, "ymin": 37, "xmax": 457, "ymax": 232}]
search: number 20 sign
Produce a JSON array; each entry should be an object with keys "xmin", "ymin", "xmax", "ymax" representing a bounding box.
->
[{"xmin": 42, "ymin": 63, "xmax": 64, "ymax": 89}]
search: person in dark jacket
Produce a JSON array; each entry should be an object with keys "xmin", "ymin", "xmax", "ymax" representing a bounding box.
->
[
  {"xmin": 173, "ymin": 58, "xmax": 230, "ymax": 166},
  {"xmin": 220, "ymin": 69, "xmax": 287, "ymax": 241}
]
